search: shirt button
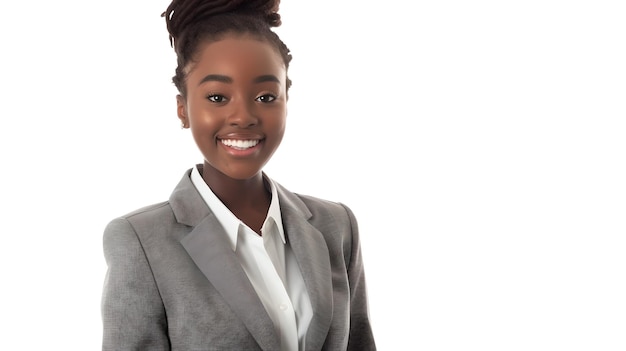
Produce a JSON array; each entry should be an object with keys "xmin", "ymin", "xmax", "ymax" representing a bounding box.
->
[{"xmin": 279, "ymin": 303, "xmax": 288, "ymax": 311}]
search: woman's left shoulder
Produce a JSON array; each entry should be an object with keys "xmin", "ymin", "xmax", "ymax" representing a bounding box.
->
[
  {"xmin": 296, "ymin": 193, "xmax": 354, "ymax": 218},
  {"xmin": 275, "ymin": 182, "xmax": 353, "ymax": 216}
]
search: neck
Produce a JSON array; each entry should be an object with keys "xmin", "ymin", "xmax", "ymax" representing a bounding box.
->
[{"xmin": 200, "ymin": 162, "xmax": 270, "ymax": 211}]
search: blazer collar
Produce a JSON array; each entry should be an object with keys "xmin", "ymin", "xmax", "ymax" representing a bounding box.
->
[
  {"xmin": 169, "ymin": 168, "xmax": 209, "ymax": 227},
  {"xmin": 276, "ymin": 183, "xmax": 334, "ymax": 351},
  {"xmin": 170, "ymin": 169, "xmax": 333, "ymax": 351}
]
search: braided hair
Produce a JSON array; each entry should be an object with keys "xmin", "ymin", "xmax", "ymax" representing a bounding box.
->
[{"xmin": 161, "ymin": 0, "xmax": 292, "ymax": 97}]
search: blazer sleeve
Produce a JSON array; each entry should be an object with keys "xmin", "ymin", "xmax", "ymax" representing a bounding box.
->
[
  {"xmin": 341, "ymin": 204, "xmax": 377, "ymax": 351},
  {"xmin": 101, "ymin": 218, "xmax": 170, "ymax": 351}
]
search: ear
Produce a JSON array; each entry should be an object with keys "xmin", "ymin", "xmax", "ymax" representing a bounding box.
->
[{"xmin": 176, "ymin": 94, "xmax": 188, "ymax": 128}]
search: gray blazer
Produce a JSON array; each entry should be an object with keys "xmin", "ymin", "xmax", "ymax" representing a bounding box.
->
[{"xmin": 101, "ymin": 169, "xmax": 376, "ymax": 350}]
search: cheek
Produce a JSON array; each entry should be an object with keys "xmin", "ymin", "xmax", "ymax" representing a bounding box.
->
[
  {"xmin": 270, "ymin": 110, "xmax": 287, "ymax": 140},
  {"xmin": 189, "ymin": 113, "xmax": 219, "ymax": 147},
  {"xmin": 191, "ymin": 128, "xmax": 215, "ymax": 156},
  {"xmin": 188, "ymin": 102, "xmax": 220, "ymax": 129}
]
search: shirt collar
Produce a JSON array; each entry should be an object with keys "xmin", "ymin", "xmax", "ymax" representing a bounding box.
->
[{"xmin": 190, "ymin": 165, "xmax": 285, "ymax": 251}]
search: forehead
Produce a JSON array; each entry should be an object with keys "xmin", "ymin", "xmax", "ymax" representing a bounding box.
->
[{"xmin": 188, "ymin": 35, "xmax": 286, "ymax": 78}]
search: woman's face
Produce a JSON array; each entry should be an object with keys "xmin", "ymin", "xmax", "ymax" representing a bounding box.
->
[{"xmin": 178, "ymin": 35, "xmax": 287, "ymax": 180}]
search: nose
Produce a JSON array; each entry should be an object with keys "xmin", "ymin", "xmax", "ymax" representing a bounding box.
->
[{"xmin": 228, "ymin": 100, "xmax": 258, "ymax": 128}]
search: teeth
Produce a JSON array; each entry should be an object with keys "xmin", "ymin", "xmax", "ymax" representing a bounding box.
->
[{"xmin": 221, "ymin": 139, "xmax": 260, "ymax": 150}]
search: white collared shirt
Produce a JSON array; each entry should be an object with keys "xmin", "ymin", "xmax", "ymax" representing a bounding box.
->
[{"xmin": 190, "ymin": 166, "xmax": 313, "ymax": 351}]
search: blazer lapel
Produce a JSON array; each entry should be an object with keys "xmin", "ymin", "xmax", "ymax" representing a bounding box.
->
[
  {"xmin": 277, "ymin": 185, "xmax": 334, "ymax": 351},
  {"xmin": 170, "ymin": 170, "xmax": 280, "ymax": 351}
]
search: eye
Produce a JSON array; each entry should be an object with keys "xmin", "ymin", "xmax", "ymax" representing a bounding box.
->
[
  {"xmin": 256, "ymin": 94, "xmax": 276, "ymax": 103},
  {"xmin": 207, "ymin": 94, "xmax": 227, "ymax": 103}
]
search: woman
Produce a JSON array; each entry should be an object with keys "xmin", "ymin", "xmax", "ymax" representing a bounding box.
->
[{"xmin": 101, "ymin": 1, "xmax": 376, "ymax": 350}]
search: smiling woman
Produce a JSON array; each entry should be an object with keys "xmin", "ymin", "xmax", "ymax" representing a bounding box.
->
[{"xmin": 100, "ymin": 1, "xmax": 376, "ymax": 350}]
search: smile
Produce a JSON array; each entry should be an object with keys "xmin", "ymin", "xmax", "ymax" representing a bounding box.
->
[{"xmin": 220, "ymin": 139, "xmax": 260, "ymax": 150}]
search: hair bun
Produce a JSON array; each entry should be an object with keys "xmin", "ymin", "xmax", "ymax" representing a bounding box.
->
[
  {"xmin": 244, "ymin": 0, "xmax": 282, "ymax": 26},
  {"xmin": 162, "ymin": 0, "xmax": 283, "ymax": 46}
]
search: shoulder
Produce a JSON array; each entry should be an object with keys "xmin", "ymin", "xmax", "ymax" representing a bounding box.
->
[
  {"xmin": 275, "ymin": 181, "xmax": 359, "ymax": 238},
  {"xmin": 104, "ymin": 166, "xmax": 200, "ymax": 232},
  {"xmin": 106, "ymin": 201, "xmax": 173, "ymax": 231},
  {"xmin": 120, "ymin": 201, "xmax": 173, "ymax": 224},
  {"xmin": 295, "ymin": 193, "xmax": 355, "ymax": 220},
  {"xmin": 103, "ymin": 200, "xmax": 176, "ymax": 246},
  {"xmin": 273, "ymin": 180, "xmax": 355, "ymax": 220}
]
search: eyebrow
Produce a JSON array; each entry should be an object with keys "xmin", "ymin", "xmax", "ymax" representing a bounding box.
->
[
  {"xmin": 198, "ymin": 74, "xmax": 281, "ymax": 86},
  {"xmin": 198, "ymin": 74, "xmax": 232, "ymax": 85},
  {"xmin": 253, "ymin": 75, "xmax": 281, "ymax": 84}
]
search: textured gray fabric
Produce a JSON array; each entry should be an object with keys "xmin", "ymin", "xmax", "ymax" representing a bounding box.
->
[{"xmin": 101, "ymin": 168, "xmax": 376, "ymax": 350}]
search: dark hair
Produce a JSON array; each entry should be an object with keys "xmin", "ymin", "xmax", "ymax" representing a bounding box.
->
[{"xmin": 161, "ymin": 0, "xmax": 292, "ymax": 97}]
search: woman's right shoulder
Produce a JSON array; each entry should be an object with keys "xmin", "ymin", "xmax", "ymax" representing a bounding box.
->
[
  {"xmin": 104, "ymin": 201, "xmax": 174, "ymax": 235},
  {"xmin": 121, "ymin": 201, "xmax": 172, "ymax": 219}
]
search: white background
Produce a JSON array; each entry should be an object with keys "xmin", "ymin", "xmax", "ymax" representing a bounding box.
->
[{"xmin": 1, "ymin": 1, "xmax": 625, "ymax": 350}]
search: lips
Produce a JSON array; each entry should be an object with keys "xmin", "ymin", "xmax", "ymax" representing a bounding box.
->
[{"xmin": 220, "ymin": 139, "xmax": 260, "ymax": 150}]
